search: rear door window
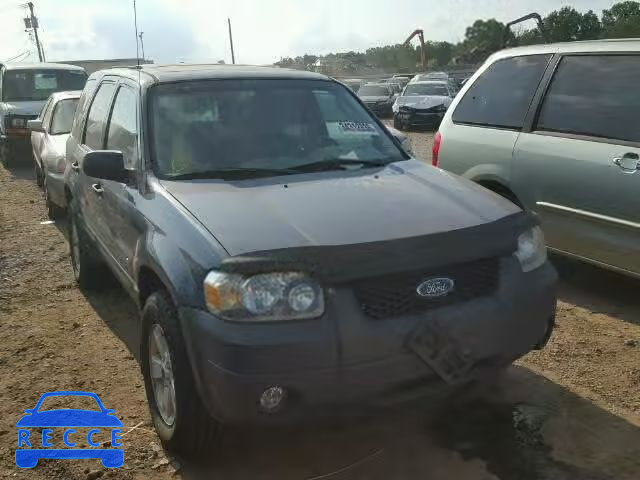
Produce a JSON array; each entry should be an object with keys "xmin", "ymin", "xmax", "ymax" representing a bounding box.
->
[
  {"xmin": 452, "ymin": 54, "xmax": 551, "ymax": 130},
  {"xmin": 106, "ymin": 86, "xmax": 138, "ymax": 168},
  {"xmin": 83, "ymin": 82, "xmax": 116, "ymax": 149},
  {"xmin": 536, "ymin": 55, "xmax": 640, "ymax": 144}
]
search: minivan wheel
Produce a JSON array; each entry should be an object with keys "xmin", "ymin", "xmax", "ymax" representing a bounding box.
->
[
  {"xmin": 68, "ymin": 206, "xmax": 102, "ymax": 288},
  {"xmin": 141, "ymin": 291, "xmax": 221, "ymax": 459}
]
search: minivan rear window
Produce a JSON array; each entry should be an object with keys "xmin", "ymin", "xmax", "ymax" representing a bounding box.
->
[
  {"xmin": 536, "ymin": 55, "xmax": 640, "ymax": 144},
  {"xmin": 452, "ymin": 54, "xmax": 551, "ymax": 130}
]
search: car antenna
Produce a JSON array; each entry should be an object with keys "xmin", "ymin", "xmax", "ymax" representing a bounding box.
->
[
  {"xmin": 133, "ymin": 0, "xmax": 140, "ymax": 68},
  {"xmin": 132, "ymin": 0, "xmax": 143, "ymax": 187}
]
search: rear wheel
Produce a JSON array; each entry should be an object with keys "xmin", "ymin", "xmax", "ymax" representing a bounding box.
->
[
  {"xmin": 44, "ymin": 174, "xmax": 64, "ymax": 220},
  {"xmin": 34, "ymin": 159, "xmax": 44, "ymax": 188},
  {"xmin": 0, "ymin": 144, "xmax": 9, "ymax": 168},
  {"xmin": 141, "ymin": 291, "xmax": 221, "ymax": 459},
  {"xmin": 68, "ymin": 204, "xmax": 103, "ymax": 288}
]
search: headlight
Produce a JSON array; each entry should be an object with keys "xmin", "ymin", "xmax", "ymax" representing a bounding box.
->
[
  {"xmin": 10, "ymin": 118, "xmax": 26, "ymax": 128},
  {"xmin": 400, "ymin": 136, "xmax": 413, "ymax": 155},
  {"xmin": 203, "ymin": 271, "xmax": 324, "ymax": 322},
  {"xmin": 392, "ymin": 101, "xmax": 399, "ymax": 113},
  {"xmin": 514, "ymin": 226, "xmax": 546, "ymax": 272}
]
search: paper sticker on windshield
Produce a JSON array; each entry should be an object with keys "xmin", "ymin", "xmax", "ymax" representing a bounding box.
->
[{"xmin": 337, "ymin": 121, "xmax": 378, "ymax": 135}]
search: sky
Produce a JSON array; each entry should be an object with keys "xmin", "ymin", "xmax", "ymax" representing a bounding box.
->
[{"xmin": 0, "ymin": 0, "xmax": 621, "ymax": 65}]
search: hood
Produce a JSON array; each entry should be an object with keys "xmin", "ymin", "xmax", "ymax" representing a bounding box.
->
[
  {"xmin": 359, "ymin": 95, "xmax": 391, "ymax": 103},
  {"xmin": 396, "ymin": 95, "xmax": 451, "ymax": 109},
  {"xmin": 0, "ymin": 100, "xmax": 47, "ymax": 117},
  {"xmin": 160, "ymin": 160, "xmax": 519, "ymax": 257},
  {"xmin": 48, "ymin": 134, "xmax": 70, "ymax": 157}
]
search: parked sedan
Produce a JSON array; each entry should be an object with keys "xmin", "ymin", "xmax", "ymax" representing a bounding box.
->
[
  {"xmin": 393, "ymin": 81, "xmax": 455, "ymax": 130},
  {"xmin": 28, "ymin": 91, "xmax": 80, "ymax": 218},
  {"xmin": 357, "ymin": 83, "xmax": 396, "ymax": 117}
]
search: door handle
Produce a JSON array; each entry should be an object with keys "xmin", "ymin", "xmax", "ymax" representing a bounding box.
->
[
  {"xmin": 71, "ymin": 161, "xmax": 80, "ymax": 173},
  {"xmin": 612, "ymin": 153, "xmax": 640, "ymax": 173},
  {"xmin": 91, "ymin": 183, "xmax": 104, "ymax": 195}
]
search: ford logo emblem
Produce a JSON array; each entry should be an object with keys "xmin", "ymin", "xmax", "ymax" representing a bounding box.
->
[{"xmin": 416, "ymin": 277, "xmax": 455, "ymax": 298}]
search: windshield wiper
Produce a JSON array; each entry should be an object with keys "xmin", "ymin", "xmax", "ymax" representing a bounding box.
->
[
  {"xmin": 288, "ymin": 158, "xmax": 391, "ymax": 173},
  {"xmin": 164, "ymin": 167, "xmax": 299, "ymax": 180}
]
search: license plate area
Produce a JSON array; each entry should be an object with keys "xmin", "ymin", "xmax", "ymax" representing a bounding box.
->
[{"xmin": 409, "ymin": 321, "xmax": 474, "ymax": 384}]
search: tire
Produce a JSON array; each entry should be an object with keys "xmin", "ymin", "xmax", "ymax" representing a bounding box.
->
[
  {"xmin": 393, "ymin": 115, "xmax": 403, "ymax": 130},
  {"xmin": 68, "ymin": 203, "xmax": 103, "ymax": 289},
  {"xmin": 44, "ymin": 175, "xmax": 64, "ymax": 220},
  {"xmin": 140, "ymin": 291, "xmax": 221, "ymax": 459},
  {"xmin": 35, "ymin": 160, "xmax": 44, "ymax": 188},
  {"xmin": 0, "ymin": 144, "xmax": 9, "ymax": 168}
]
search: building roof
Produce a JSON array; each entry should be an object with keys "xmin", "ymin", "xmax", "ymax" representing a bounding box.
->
[
  {"xmin": 100, "ymin": 63, "xmax": 330, "ymax": 84},
  {"xmin": 3, "ymin": 62, "xmax": 86, "ymax": 72}
]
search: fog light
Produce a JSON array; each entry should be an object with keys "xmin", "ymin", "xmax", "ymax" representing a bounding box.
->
[{"xmin": 259, "ymin": 386, "xmax": 286, "ymax": 413}]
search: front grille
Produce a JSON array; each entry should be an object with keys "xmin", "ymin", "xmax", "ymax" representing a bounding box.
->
[{"xmin": 351, "ymin": 258, "xmax": 499, "ymax": 320}]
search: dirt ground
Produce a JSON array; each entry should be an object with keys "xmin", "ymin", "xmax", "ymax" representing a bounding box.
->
[{"xmin": 1, "ymin": 134, "xmax": 639, "ymax": 479}]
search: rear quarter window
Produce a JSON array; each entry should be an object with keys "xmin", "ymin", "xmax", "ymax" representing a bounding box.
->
[
  {"xmin": 452, "ymin": 54, "xmax": 551, "ymax": 130},
  {"xmin": 536, "ymin": 55, "xmax": 640, "ymax": 144}
]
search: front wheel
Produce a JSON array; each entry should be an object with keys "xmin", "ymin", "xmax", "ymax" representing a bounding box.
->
[
  {"xmin": 140, "ymin": 291, "xmax": 221, "ymax": 459},
  {"xmin": 393, "ymin": 115, "xmax": 405, "ymax": 131}
]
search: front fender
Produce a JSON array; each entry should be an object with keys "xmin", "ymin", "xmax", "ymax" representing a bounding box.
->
[{"xmin": 134, "ymin": 228, "xmax": 225, "ymax": 309}]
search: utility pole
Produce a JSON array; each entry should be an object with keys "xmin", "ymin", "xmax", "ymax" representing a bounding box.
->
[
  {"xmin": 27, "ymin": 2, "xmax": 45, "ymax": 62},
  {"xmin": 227, "ymin": 18, "xmax": 235, "ymax": 64},
  {"xmin": 138, "ymin": 31, "xmax": 145, "ymax": 61}
]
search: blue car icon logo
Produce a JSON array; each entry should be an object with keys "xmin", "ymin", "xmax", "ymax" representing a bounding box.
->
[{"xmin": 16, "ymin": 391, "xmax": 124, "ymax": 468}]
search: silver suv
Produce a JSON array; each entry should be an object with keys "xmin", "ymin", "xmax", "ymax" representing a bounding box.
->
[{"xmin": 436, "ymin": 39, "xmax": 640, "ymax": 278}]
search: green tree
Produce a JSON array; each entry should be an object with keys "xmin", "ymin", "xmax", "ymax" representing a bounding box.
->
[
  {"xmin": 425, "ymin": 41, "xmax": 454, "ymax": 66},
  {"xmin": 458, "ymin": 19, "xmax": 510, "ymax": 63},
  {"xmin": 602, "ymin": 1, "xmax": 640, "ymax": 38},
  {"xmin": 543, "ymin": 7, "xmax": 602, "ymax": 42}
]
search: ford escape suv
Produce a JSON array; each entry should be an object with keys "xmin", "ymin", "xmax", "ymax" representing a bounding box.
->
[
  {"xmin": 65, "ymin": 64, "xmax": 556, "ymax": 457},
  {"xmin": 436, "ymin": 39, "xmax": 640, "ymax": 278}
]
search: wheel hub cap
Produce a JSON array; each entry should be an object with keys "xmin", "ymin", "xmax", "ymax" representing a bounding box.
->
[{"xmin": 149, "ymin": 324, "xmax": 177, "ymax": 426}]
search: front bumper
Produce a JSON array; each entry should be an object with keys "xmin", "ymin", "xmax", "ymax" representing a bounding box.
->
[
  {"xmin": 395, "ymin": 109, "xmax": 444, "ymax": 128},
  {"xmin": 179, "ymin": 257, "xmax": 557, "ymax": 424}
]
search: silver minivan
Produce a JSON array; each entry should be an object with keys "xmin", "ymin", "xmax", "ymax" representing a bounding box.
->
[{"xmin": 436, "ymin": 39, "xmax": 640, "ymax": 278}]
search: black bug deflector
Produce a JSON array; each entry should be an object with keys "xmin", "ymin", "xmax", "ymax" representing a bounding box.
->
[{"xmin": 217, "ymin": 211, "xmax": 537, "ymax": 282}]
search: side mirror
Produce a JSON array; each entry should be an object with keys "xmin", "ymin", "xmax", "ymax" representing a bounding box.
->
[
  {"xmin": 27, "ymin": 119, "xmax": 44, "ymax": 133},
  {"xmin": 82, "ymin": 150, "xmax": 126, "ymax": 182}
]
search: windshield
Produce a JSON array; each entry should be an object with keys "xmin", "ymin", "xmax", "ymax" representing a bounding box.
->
[
  {"xmin": 50, "ymin": 98, "xmax": 79, "ymax": 135},
  {"xmin": 150, "ymin": 79, "xmax": 405, "ymax": 179},
  {"xmin": 357, "ymin": 85, "xmax": 389, "ymax": 96},
  {"xmin": 2, "ymin": 69, "xmax": 87, "ymax": 102},
  {"xmin": 404, "ymin": 84, "xmax": 448, "ymax": 96}
]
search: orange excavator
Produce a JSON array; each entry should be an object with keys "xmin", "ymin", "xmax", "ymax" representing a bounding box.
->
[{"xmin": 404, "ymin": 29, "xmax": 426, "ymax": 70}]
